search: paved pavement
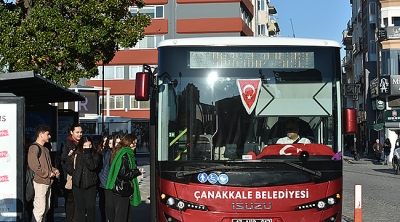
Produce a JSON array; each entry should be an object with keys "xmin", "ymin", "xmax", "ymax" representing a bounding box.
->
[{"xmin": 341, "ymin": 150, "xmax": 398, "ymax": 222}]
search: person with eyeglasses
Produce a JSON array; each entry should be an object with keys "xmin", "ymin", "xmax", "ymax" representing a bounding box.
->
[
  {"xmin": 64, "ymin": 136, "xmax": 101, "ymax": 222},
  {"xmin": 276, "ymin": 120, "xmax": 311, "ymax": 144}
]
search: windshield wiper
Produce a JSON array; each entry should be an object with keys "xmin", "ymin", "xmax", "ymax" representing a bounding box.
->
[
  {"xmin": 284, "ymin": 161, "xmax": 322, "ymax": 178},
  {"xmin": 259, "ymin": 158, "xmax": 322, "ymax": 178}
]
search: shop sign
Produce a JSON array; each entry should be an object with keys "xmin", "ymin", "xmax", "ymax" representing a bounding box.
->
[
  {"xmin": 390, "ymin": 75, "xmax": 400, "ymax": 95},
  {"xmin": 385, "ymin": 109, "xmax": 400, "ymax": 122},
  {"xmin": 387, "ymin": 26, "xmax": 400, "ymax": 40},
  {"xmin": 376, "ymin": 99, "xmax": 385, "ymax": 110},
  {"xmin": 377, "ymin": 28, "xmax": 387, "ymax": 41},
  {"xmin": 379, "ymin": 76, "xmax": 390, "ymax": 96},
  {"xmin": 370, "ymin": 77, "xmax": 379, "ymax": 98}
]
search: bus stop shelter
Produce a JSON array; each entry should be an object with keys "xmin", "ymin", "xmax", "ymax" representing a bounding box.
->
[
  {"xmin": 0, "ymin": 71, "xmax": 84, "ymax": 105},
  {"xmin": 0, "ymin": 71, "xmax": 84, "ymax": 221}
]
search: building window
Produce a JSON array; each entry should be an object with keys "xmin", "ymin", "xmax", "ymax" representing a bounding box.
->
[
  {"xmin": 100, "ymin": 95, "xmax": 124, "ymax": 110},
  {"xmin": 393, "ymin": 17, "xmax": 400, "ymax": 26},
  {"xmin": 383, "ymin": 18, "xmax": 388, "ymax": 28},
  {"xmin": 129, "ymin": 5, "xmax": 164, "ymax": 18},
  {"xmin": 129, "ymin": 65, "xmax": 157, "ymax": 79},
  {"xmin": 130, "ymin": 96, "xmax": 150, "ymax": 109},
  {"xmin": 240, "ymin": 6, "xmax": 252, "ymax": 27},
  {"xmin": 129, "ymin": 66, "xmax": 140, "ymax": 79},
  {"xmin": 120, "ymin": 35, "xmax": 164, "ymax": 50},
  {"xmin": 257, "ymin": 0, "xmax": 267, "ymax": 11},
  {"xmin": 138, "ymin": 36, "xmax": 155, "ymax": 48},
  {"xmin": 258, "ymin": 24, "xmax": 267, "ymax": 36},
  {"xmin": 93, "ymin": 66, "xmax": 124, "ymax": 80}
]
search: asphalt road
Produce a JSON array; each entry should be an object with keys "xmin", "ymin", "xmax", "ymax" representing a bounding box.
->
[{"xmin": 342, "ymin": 151, "xmax": 400, "ymax": 222}]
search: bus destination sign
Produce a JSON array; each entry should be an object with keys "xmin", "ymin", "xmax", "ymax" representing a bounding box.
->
[{"xmin": 189, "ymin": 51, "xmax": 314, "ymax": 69}]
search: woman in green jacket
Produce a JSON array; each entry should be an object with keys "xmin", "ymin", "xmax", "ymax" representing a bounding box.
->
[{"xmin": 106, "ymin": 134, "xmax": 142, "ymax": 222}]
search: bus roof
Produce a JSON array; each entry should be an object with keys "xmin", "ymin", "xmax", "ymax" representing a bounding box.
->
[{"xmin": 158, "ymin": 37, "xmax": 341, "ymax": 48}]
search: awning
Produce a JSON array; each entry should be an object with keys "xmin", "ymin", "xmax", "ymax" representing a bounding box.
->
[
  {"xmin": 0, "ymin": 71, "xmax": 84, "ymax": 105},
  {"xmin": 369, "ymin": 123, "xmax": 385, "ymax": 131}
]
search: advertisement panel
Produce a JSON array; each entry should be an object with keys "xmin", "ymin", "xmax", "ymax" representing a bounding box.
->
[
  {"xmin": 0, "ymin": 97, "xmax": 24, "ymax": 221},
  {"xmin": 0, "ymin": 104, "xmax": 17, "ymax": 220}
]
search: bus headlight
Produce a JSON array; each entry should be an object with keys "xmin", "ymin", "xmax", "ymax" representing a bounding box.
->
[
  {"xmin": 296, "ymin": 192, "xmax": 341, "ymax": 211},
  {"xmin": 160, "ymin": 193, "xmax": 209, "ymax": 212},
  {"xmin": 317, "ymin": 201, "xmax": 326, "ymax": 209},
  {"xmin": 327, "ymin": 197, "xmax": 336, "ymax": 205},
  {"xmin": 167, "ymin": 197, "xmax": 175, "ymax": 206}
]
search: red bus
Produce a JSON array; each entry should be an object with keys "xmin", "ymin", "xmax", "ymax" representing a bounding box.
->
[{"xmin": 136, "ymin": 37, "xmax": 354, "ymax": 222}]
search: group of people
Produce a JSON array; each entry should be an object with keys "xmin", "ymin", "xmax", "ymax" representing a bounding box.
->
[
  {"xmin": 373, "ymin": 138, "xmax": 392, "ymax": 165},
  {"xmin": 26, "ymin": 123, "xmax": 143, "ymax": 222}
]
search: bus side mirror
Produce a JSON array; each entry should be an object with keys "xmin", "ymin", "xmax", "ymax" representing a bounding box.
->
[
  {"xmin": 135, "ymin": 72, "xmax": 150, "ymax": 101},
  {"xmin": 343, "ymin": 108, "xmax": 357, "ymax": 134}
]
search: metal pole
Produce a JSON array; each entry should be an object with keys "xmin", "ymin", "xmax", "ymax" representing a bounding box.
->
[{"xmin": 102, "ymin": 62, "xmax": 105, "ymax": 135}]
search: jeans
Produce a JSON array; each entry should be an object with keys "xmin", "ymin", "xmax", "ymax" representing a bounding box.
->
[
  {"xmin": 32, "ymin": 181, "xmax": 51, "ymax": 222},
  {"xmin": 384, "ymin": 152, "xmax": 390, "ymax": 165}
]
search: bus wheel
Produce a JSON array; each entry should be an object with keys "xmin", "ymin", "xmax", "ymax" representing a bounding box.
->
[{"xmin": 394, "ymin": 162, "xmax": 400, "ymax": 175}]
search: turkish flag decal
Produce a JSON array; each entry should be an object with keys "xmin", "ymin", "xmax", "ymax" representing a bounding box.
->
[{"xmin": 237, "ymin": 79, "xmax": 262, "ymax": 114}]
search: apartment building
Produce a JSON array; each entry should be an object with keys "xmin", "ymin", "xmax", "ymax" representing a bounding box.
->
[
  {"xmin": 343, "ymin": 0, "xmax": 400, "ymax": 158},
  {"xmin": 70, "ymin": 0, "xmax": 278, "ymax": 135}
]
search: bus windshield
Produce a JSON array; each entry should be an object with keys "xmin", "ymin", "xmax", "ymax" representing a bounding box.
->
[{"xmin": 157, "ymin": 45, "xmax": 341, "ymax": 162}]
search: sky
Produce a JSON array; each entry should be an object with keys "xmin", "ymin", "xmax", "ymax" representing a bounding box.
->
[{"xmin": 272, "ymin": 0, "xmax": 352, "ymax": 57}]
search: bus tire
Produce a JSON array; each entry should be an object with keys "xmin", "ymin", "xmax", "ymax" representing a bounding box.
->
[{"xmin": 394, "ymin": 162, "xmax": 400, "ymax": 175}]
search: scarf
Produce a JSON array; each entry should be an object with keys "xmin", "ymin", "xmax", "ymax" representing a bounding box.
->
[
  {"xmin": 67, "ymin": 135, "xmax": 79, "ymax": 146},
  {"xmin": 106, "ymin": 147, "xmax": 141, "ymax": 206}
]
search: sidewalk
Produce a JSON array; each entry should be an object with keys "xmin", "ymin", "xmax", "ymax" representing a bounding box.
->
[{"xmin": 53, "ymin": 155, "xmax": 151, "ymax": 222}]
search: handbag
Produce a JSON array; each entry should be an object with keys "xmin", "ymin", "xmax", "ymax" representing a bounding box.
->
[
  {"xmin": 65, "ymin": 154, "xmax": 76, "ymax": 190},
  {"xmin": 65, "ymin": 174, "xmax": 73, "ymax": 190},
  {"xmin": 112, "ymin": 177, "xmax": 133, "ymax": 197}
]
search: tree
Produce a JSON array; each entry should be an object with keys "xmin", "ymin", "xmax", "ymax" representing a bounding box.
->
[{"xmin": 0, "ymin": 0, "xmax": 151, "ymax": 87}]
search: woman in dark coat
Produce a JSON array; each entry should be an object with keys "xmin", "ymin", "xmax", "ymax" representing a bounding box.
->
[
  {"xmin": 65, "ymin": 136, "xmax": 101, "ymax": 222},
  {"xmin": 383, "ymin": 138, "xmax": 392, "ymax": 165},
  {"xmin": 98, "ymin": 135, "xmax": 116, "ymax": 222}
]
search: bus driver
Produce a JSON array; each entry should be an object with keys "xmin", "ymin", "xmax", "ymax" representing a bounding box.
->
[{"xmin": 276, "ymin": 120, "xmax": 311, "ymax": 144}]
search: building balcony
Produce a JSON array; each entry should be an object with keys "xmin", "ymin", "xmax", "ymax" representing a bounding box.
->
[
  {"xmin": 268, "ymin": 20, "xmax": 280, "ymax": 36},
  {"xmin": 347, "ymin": 20, "xmax": 353, "ymax": 34},
  {"xmin": 342, "ymin": 51, "xmax": 353, "ymax": 68},
  {"xmin": 268, "ymin": 6, "xmax": 277, "ymax": 15},
  {"xmin": 342, "ymin": 30, "xmax": 352, "ymax": 46}
]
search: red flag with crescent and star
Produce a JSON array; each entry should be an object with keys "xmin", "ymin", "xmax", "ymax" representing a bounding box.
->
[{"xmin": 237, "ymin": 79, "xmax": 262, "ymax": 114}]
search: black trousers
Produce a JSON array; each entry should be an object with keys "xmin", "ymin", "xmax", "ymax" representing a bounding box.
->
[
  {"xmin": 72, "ymin": 185, "xmax": 97, "ymax": 222},
  {"xmin": 98, "ymin": 187, "xmax": 107, "ymax": 222},
  {"xmin": 63, "ymin": 188, "xmax": 76, "ymax": 222},
  {"xmin": 104, "ymin": 189, "xmax": 116, "ymax": 222},
  {"xmin": 113, "ymin": 195, "xmax": 131, "ymax": 222}
]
